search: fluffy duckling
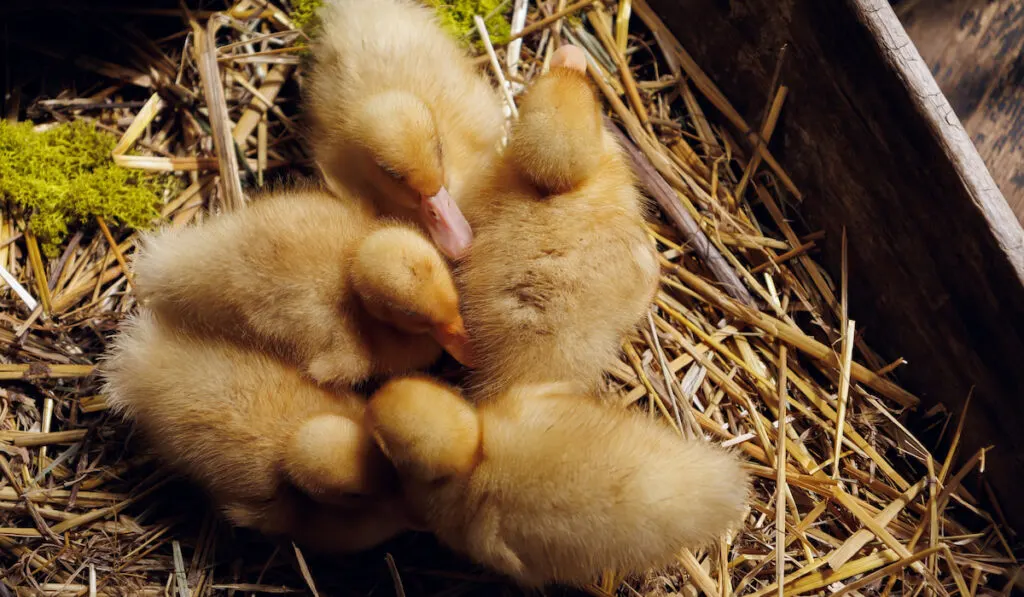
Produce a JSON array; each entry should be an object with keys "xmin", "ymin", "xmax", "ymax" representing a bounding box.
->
[
  {"xmin": 365, "ymin": 377, "xmax": 750, "ymax": 587},
  {"xmin": 133, "ymin": 187, "xmax": 470, "ymax": 387},
  {"xmin": 458, "ymin": 45, "xmax": 660, "ymax": 399},
  {"xmin": 306, "ymin": 0, "xmax": 506, "ymax": 260},
  {"xmin": 102, "ymin": 311, "xmax": 408, "ymax": 553}
]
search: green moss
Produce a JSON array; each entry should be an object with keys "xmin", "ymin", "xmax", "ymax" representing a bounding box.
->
[
  {"xmin": 289, "ymin": 0, "xmax": 324, "ymax": 36},
  {"xmin": 0, "ymin": 120, "xmax": 167, "ymax": 257},
  {"xmin": 426, "ymin": 0, "xmax": 511, "ymax": 48}
]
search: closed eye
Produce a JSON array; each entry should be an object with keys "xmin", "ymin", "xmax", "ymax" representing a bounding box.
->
[
  {"xmin": 377, "ymin": 161, "xmax": 405, "ymax": 183},
  {"xmin": 385, "ymin": 300, "xmax": 423, "ymax": 321}
]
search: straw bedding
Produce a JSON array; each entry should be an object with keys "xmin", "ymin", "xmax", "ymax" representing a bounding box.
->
[{"xmin": 0, "ymin": 0, "xmax": 1018, "ymax": 595}]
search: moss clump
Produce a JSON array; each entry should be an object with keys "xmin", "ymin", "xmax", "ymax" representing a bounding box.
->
[
  {"xmin": 426, "ymin": 0, "xmax": 511, "ymax": 48},
  {"xmin": 289, "ymin": 0, "xmax": 324, "ymax": 36},
  {"xmin": 0, "ymin": 120, "xmax": 166, "ymax": 257}
]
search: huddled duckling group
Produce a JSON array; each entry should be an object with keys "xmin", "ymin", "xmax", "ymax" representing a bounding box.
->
[{"xmin": 101, "ymin": 0, "xmax": 750, "ymax": 588}]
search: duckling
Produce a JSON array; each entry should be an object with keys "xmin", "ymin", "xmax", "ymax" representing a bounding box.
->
[
  {"xmin": 365, "ymin": 377, "xmax": 750, "ymax": 587},
  {"xmin": 133, "ymin": 187, "xmax": 470, "ymax": 388},
  {"xmin": 458, "ymin": 45, "xmax": 660, "ymax": 399},
  {"xmin": 306, "ymin": 0, "xmax": 506, "ymax": 260},
  {"xmin": 101, "ymin": 311, "xmax": 408, "ymax": 553}
]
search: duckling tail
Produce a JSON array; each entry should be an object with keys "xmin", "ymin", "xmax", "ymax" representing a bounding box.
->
[{"xmin": 665, "ymin": 439, "xmax": 751, "ymax": 546}]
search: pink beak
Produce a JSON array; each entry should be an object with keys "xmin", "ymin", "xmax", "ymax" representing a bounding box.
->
[
  {"xmin": 420, "ymin": 187, "xmax": 473, "ymax": 260},
  {"xmin": 432, "ymin": 316, "xmax": 473, "ymax": 368},
  {"xmin": 551, "ymin": 44, "xmax": 587, "ymax": 73}
]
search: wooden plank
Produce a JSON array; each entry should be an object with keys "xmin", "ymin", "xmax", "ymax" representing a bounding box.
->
[
  {"xmin": 899, "ymin": 0, "xmax": 1024, "ymax": 224},
  {"xmin": 645, "ymin": 0, "xmax": 1024, "ymax": 532}
]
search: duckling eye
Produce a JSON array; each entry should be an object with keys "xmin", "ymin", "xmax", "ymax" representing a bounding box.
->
[
  {"xmin": 377, "ymin": 161, "xmax": 405, "ymax": 183},
  {"xmin": 385, "ymin": 301, "xmax": 421, "ymax": 320}
]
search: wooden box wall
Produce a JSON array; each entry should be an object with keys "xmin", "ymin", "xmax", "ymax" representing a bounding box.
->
[{"xmin": 645, "ymin": 0, "xmax": 1024, "ymax": 530}]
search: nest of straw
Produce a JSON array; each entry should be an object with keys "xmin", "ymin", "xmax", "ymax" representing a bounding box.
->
[{"xmin": 0, "ymin": 0, "xmax": 1018, "ymax": 595}]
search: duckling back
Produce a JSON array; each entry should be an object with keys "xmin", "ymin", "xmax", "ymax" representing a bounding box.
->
[
  {"xmin": 460, "ymin": 384, "xmax": 749, "ymax": 586},
  {"xmin": 134, "ymin": 188, "xmax": 444, "ymax": 386},
  {"xmin": 134, "ymin": 188, "xmax": 373, "ymax": 352},
  {"xmin": 101, "ymin": 311, "xmax": 406, "ymax": 551},
  {"xmin": 372, "ymin": 379, "xmax": 750, "ymax": 587},
  {"xmin": 313, "ymin": 0, "xmax": 490, "ymax": 107},
  {"xmin": 458, "ymin": 62, "xmax": 659, "ymax": 399},
  {"xmin": 101, "ymin": 311, "xmax": 385, "ymax": 507}
]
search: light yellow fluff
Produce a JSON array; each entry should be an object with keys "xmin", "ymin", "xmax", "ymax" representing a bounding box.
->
[
  {"xmin": 306, "ymin": 0, "xmax": 505, "ymax": 223},
  {"xmin": 458, "ymin": 53, "xmax": 660, "ymax": 399},
  {"xmin": 132, "ymin": 187, "xmax": 468, "ymax": 388},
  {"xmin": 366, "ymin": 376, "xmax": 751, "ymax": 587},
  {"xmin": 101, "ymin": 311, "xmax": 408, "ymax": 553}
]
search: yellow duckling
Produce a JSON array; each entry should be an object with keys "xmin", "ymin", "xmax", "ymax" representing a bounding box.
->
[
  {"xmin": 133, "ymin": 187, "xmax": 470, "ymax": 387},
  {"xmin": 101, "ymin": 311, "xmax": 408, "ymax": 553},
  {"xmin": 458, "ymin": 45, "xmax": 659, "ymax": 399},
  {"xmin": 364, "ymin": 376, "xmax": 750, "ymax": 587},
  {"xmin": 306, "ymin": 0, "xmax": 506, "ymax": 259}
]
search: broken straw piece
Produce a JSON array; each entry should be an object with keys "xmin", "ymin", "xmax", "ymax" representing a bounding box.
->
[{"xmin": 0, "ymin": 262, "xmax": 39, "ymax": 312}]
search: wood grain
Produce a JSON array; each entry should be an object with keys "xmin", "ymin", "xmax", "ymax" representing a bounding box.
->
[
  {"xmin": 646, "ymin": 0, "xmax": 1024, "ymax": 531},
  {"xmin": 900, "ymin": 0, "xmax": 1024, "ymax": 222}
]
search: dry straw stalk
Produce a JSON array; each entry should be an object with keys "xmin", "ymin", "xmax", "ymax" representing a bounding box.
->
[{"xmin": 0, "ymin": 0, "xmax": 1015, "ymax": 595}]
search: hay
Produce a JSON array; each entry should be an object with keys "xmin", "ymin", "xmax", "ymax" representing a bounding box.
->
[{"xmin": 0, "ymin": 0, "xmax": 1018, "ymax": 595}]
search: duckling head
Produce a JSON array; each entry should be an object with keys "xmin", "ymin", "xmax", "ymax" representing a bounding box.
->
[
  {"xmin": 353, "ymin": 91, "xmax": 473, "ymax": 260},
  {"xmin": 284, "ymin": 413, "xmax": 398, "ymax": 506},
  {"xmin": 508, "ymin": 44, "xmax": 603, "ymax": 194},
  {"xmin": 365, "ymin": 377, "xmax": 480, "ymax": 484},
  {"xmin": 351, "ymin": 226, "xmax": 472, "ymax": 366}
]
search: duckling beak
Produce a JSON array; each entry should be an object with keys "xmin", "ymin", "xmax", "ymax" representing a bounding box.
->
[
  {"xmin": 433, "ymin": 317, "xmax": 473, "ymax": 367},
  {"xmin": 551, "ymin": 44, "xmax": 588, "ymax": 73},
  {"xmin": 420, "ymin": 187, "xmax": 473, "ymax": 260}
]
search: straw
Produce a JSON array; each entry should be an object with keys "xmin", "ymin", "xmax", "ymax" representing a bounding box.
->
[{"xmin": 0, "ymin": 1, "xmax": 1012, "ymax": 594}]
